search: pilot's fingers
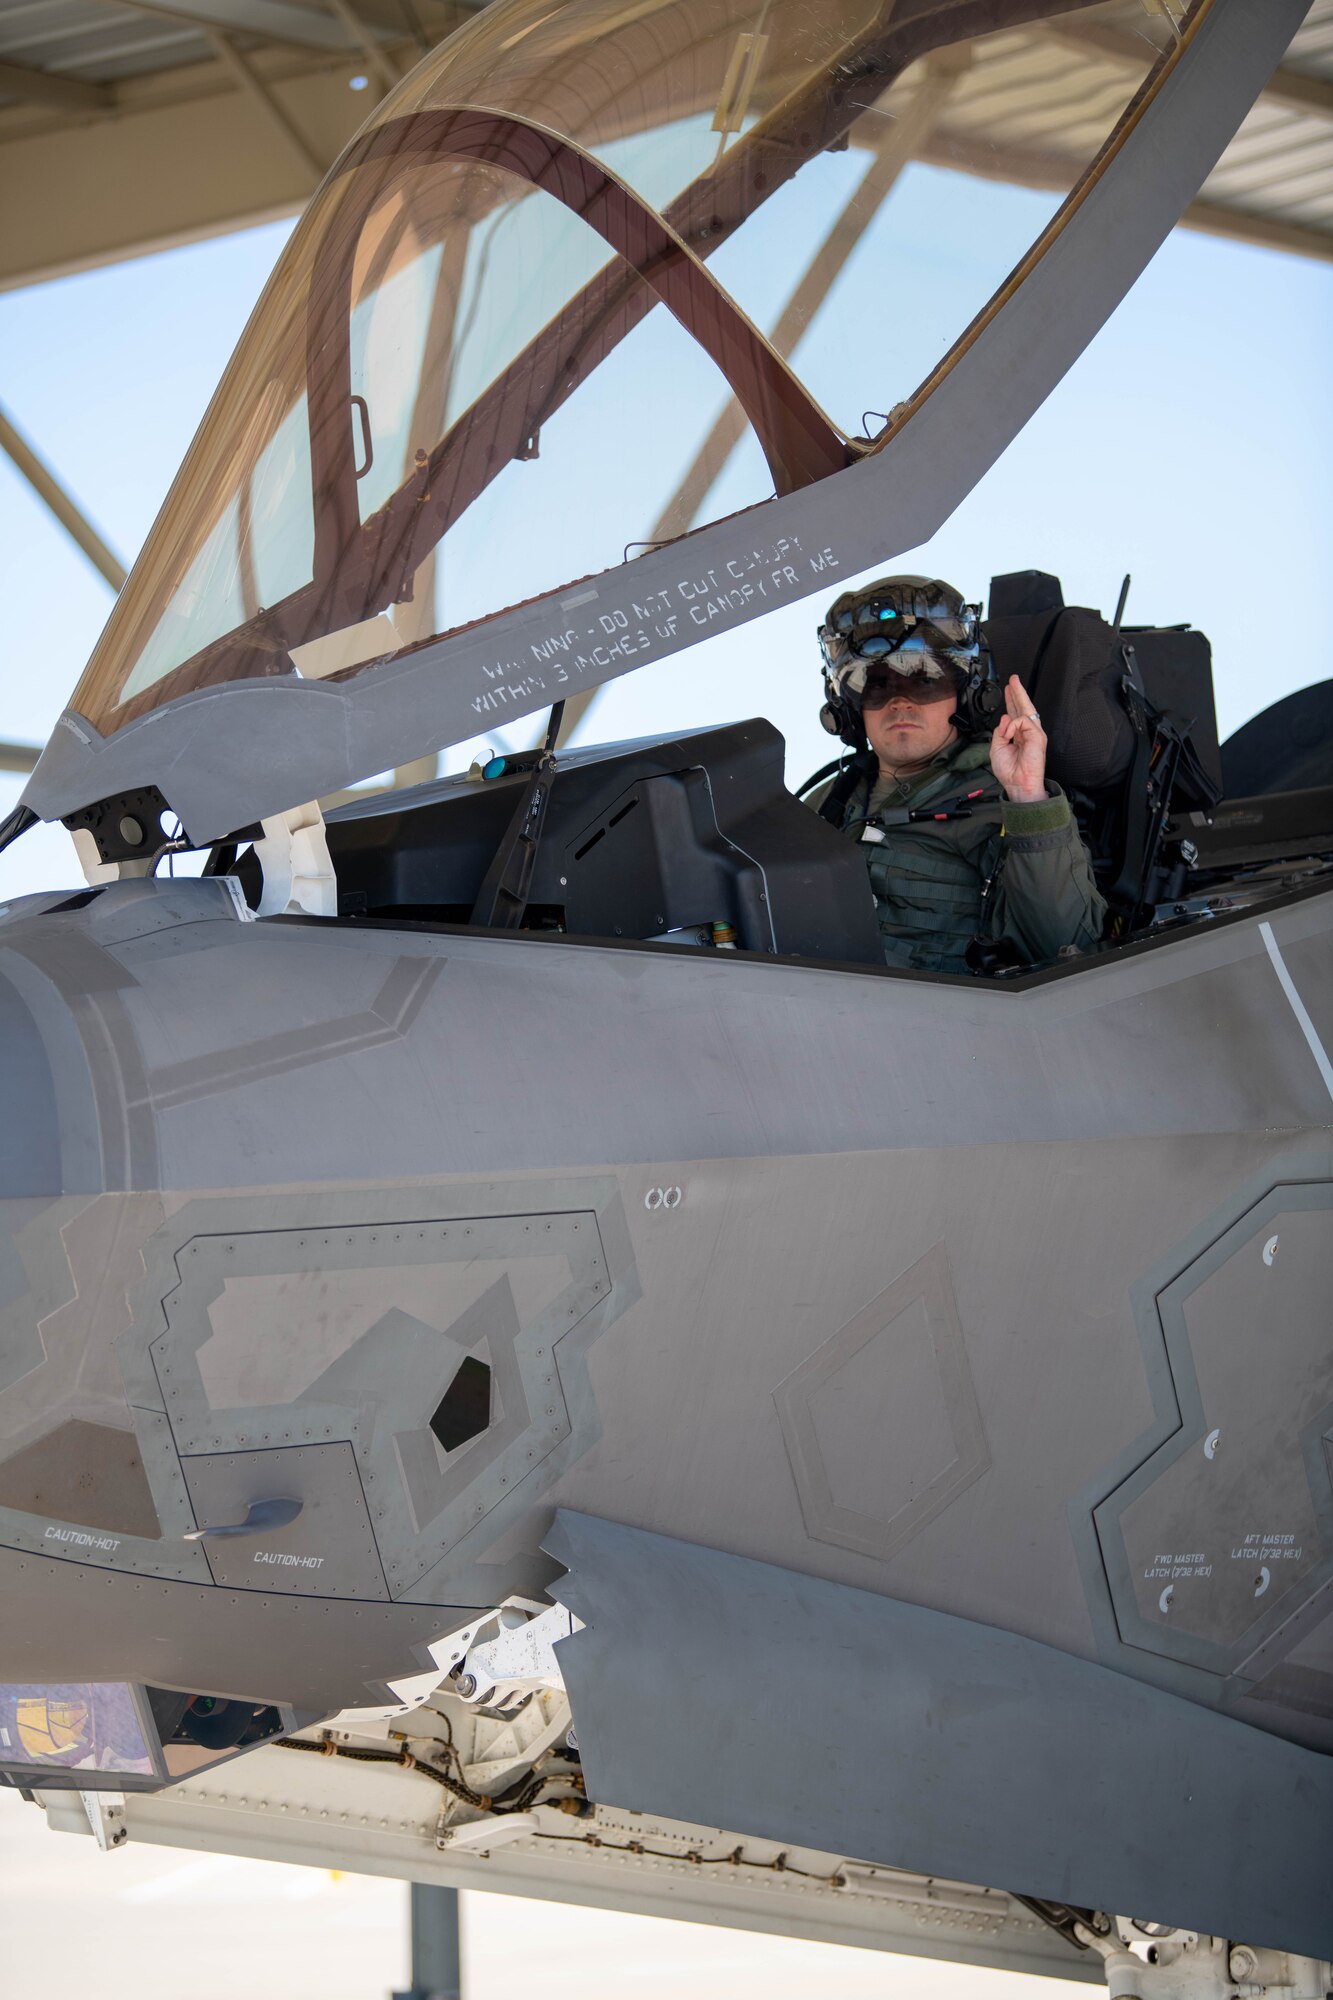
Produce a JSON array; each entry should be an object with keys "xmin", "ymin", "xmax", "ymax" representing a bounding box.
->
[{"xmin": 1005, "ymin": 674, "xmax": 1040, "ymax": 724}]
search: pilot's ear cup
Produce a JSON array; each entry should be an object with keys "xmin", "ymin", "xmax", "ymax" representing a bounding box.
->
[
  {"xmin": 820, "ymin": 702, "xmax": 841, "ymax": 736},
  {"xmin": 969, "ymin": 677, "xmax": 1006, "ymax": 735}
]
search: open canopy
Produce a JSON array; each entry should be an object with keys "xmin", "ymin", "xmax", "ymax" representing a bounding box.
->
[{"xmin": 23, "ymin": 0, "xmax": 1312, "ymax": 844}]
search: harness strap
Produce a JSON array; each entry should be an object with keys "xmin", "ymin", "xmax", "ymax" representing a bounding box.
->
[
  {"xmin": 816, "ymin": 752, "xmax": 876, "ymax": 828},
  {"xmin": 1107, "ymin": 640, "xmax": 1154, "ymax": 910}
]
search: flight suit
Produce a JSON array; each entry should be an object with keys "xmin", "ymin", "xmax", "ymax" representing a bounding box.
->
[{"xmin": 806, "ymin": 737, "xmax": 1106, "ymax": 973}]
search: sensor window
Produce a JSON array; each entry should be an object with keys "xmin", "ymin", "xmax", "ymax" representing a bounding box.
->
[{"xmin": 430, "ymin": 1357, "xmax": 493, "ymax": 1453}]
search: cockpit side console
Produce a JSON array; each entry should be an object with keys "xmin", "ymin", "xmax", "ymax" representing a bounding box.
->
[{"xmin": 248, "ymin": 720, "xmax": 885, "ymax": 965}]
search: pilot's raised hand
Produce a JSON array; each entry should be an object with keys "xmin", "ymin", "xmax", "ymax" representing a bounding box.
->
[{"xmin": 989, "ymin": 673, "xmax": 1048, "ymax": 804}]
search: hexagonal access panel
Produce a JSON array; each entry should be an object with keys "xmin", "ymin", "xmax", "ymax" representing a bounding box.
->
[
  {"xmin": 773, "ymin": 1244, "xmax": 989, "ymax": 1562},
  {"xmin": 135, "ymin": 1198, "xmax": 623, "ymax": 1601},
  {"xmin": 1095, "ymin": 1185, "xmax": 1333, "ymax": 1675}
]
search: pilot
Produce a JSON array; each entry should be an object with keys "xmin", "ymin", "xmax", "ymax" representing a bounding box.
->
[{"xmin": 807, "ymin": 576, "xmax": 1105, "ymax": 972}]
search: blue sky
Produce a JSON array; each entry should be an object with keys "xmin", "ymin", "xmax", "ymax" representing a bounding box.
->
[{"xmin": 1, "ymin": 165, "xmax": 1330, "ymax": 903}]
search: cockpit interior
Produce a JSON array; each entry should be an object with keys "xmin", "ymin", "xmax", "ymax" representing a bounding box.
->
[{"xmin": 200, "ymin": 567, "xmax": 1332, "ymax": 984}]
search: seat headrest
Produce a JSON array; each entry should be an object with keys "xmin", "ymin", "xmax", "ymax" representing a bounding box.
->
[{"xmin": 984, "ymin": 608, "xmax": 1136, "ymax": 794}]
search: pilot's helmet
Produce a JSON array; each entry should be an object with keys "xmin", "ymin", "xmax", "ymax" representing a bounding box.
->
[{"xmin": 817, "ymin": 575, "xmax": 982, "ymax": 744}]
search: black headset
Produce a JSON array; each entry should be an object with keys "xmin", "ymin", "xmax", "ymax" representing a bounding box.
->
[{"xmin": 951, "ymin": 654, "xmax": 1006, "ymax": 739}]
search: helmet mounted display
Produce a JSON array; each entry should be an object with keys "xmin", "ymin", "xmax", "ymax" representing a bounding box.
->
[{"xmin": 817, "ymin": 575, "xmax": 1002, "ymax": 747}]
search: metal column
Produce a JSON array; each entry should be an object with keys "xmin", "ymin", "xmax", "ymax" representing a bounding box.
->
[{"xmin": 392, "ymin": 1883, "xmax": 462, "ymax": 2000}]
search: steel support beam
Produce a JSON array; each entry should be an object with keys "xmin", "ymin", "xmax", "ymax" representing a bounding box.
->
[
  {"xmin": 0, "ymin": 10, "xmax": 1324, "ymax": 293},
  {"xmin": 0, "ymin": 59, "xmax": 111, "ymax": 115},
  {"xmin": 1044, "ymin": 17, "xmax": 1333, "ymax": 126},
  {"xmin": 325, "ymin": 0, "xmax": 403, "ymax": 92},
  {"xmin": 204, "ymin": 27, "xmax": 326, "ymax": 183},
  {"xmin": 673, "ymin": 56, "xmax": 970, "ymax": 527},
  {"xmin": 0, "ymin": 404, "xmax": 126, "ymax": 590},
  {"xmin": 0, "ymin": 55, "xmax": 345, "ymax": 286},
  {"xmin": 102, "ymin": 0, "xmax": 390, "ymax": 54},
  {"xmin": 0, "ymin": 17, "xmax": 482, "ymax": 290},
  {"xmin": 918, "ymin": 133, "xmax": 1333, "ymax": 265},
  {"xmin": 555, "ymin": 50, "xmax": 970, "ymax": 749},
  {"xmin": 1264, "ymin": 66, "xmax": 1333, "ymax": 121},
  {"xmin": 1174, "ymin": 193, "xmax": 1333, "ymax": 264}
]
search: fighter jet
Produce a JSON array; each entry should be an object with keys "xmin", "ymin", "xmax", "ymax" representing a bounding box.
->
[{"xmin": 1, "ymin": 0, "xmax": 1330, "ymax": 1982}]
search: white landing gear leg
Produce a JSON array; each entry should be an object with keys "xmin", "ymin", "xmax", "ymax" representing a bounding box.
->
[{"xmin": 1074, "ymin": 1921, "xmax": 1330, "ymax": 2000}]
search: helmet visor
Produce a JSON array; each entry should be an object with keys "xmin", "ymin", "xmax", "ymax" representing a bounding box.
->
[{"xmin": 862, "ymin": 667, "xmax": 960, "ymax": 709}]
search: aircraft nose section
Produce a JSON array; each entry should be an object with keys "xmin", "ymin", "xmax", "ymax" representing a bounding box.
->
[{"xmin": 0, "ymin": 957, "xmax": 63, "ymax": 1200}]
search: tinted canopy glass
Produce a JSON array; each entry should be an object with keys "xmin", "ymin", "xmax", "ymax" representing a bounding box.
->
[{"xmin": 70, "ymin": 0, "xmax": 1172, "ymax": 742}]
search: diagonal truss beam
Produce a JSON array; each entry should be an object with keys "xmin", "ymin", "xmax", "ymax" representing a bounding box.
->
[
  {"xmin": 324, "ymin": 0, "xmax": 403, "ymax": 92},
  {"xmin": 99, "ymin": 0, "xmax": 391, "ymax": 54},
  {"xmin": 1263, "ymin": 66, "xmax": 1333, "ymax": 121},
  {"xmin": 1043, "ymin": 16, "xmax": 1333, "ymax": 125},
  {"xmin": 917, "ymin": 130, "xmax": 1333, "ymax": 265},
  {"xmin": 1, "ymin": 740, "xmax": 40, "ymax": 775},
  {"xmin": 660, "ymin": 52, "xmax": 972, "ymax": 538},
  {"xmin": 0, "ymin": 403, "xmax": 126, "ymax": 591},
  {"xmin": 0, "ymin": 58, "xmax": 111, "ymax": 115},
  {"xmin": 203, "ymin": 27, "xmax": 327, "ymax": 184},
  {"xmin": 552, "ymin": 49, "xmax": 972, "ymax": 750}
]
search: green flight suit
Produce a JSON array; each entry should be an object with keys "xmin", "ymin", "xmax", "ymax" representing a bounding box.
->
[{"xmin": 806, "ymin": 737, "xmax": 1106, "ymax": 973}]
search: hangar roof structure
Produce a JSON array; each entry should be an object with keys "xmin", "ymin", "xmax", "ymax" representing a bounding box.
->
[
  {"xmin": 2, "ymin": 0, "xmax": 1329, "ymax": 292},
  {"xmin": 0, "ymin": 1, "xmax": 488, "ymax": 286}
]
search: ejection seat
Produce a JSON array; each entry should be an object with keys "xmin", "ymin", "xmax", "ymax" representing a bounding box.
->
[{"xmin": 983, "ymin": 569, "xmax": 1223, "ymax": 937}]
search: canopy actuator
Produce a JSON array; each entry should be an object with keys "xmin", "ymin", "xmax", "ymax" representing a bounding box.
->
[{"xmin": 470, "ymin": 701, "xmax": 564, "ymax": 929}]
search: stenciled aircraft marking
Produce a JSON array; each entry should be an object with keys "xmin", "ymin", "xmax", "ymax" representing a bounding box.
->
[
  {"xmin": 43, "ymin": 1524, "xmax": 120, "ymax": 1554},
  {"xmin": 472, "ymin": 538, "xmax": 840, "ymax": 718}
]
